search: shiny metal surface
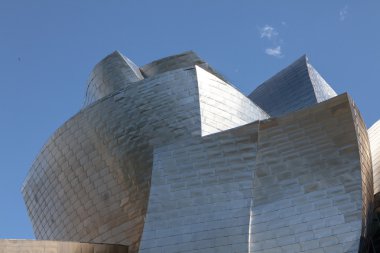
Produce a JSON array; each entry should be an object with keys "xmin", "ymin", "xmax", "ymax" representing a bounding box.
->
[
  {"xmin": 369, "ymin": 120, "xmax": 380, "ymax": 207},
  {"xmin": 248, "ymin": 55, "xmax": 337, "ymax": 117},
  {"xmin": 23, "ymin": 52, "xmax": 267, "ymax": 253},
  {"xmin": 23, "ymin": 52, "xmax": 374, "ymax": 253}
]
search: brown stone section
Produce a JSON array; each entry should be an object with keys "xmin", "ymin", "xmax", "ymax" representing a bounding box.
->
[{"xmin": 0, "ymin": 240, "xmax": 128, "ymax": 253}]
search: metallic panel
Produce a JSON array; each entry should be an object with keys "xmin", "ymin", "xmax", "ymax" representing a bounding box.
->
[
  {"xmin": 248, "ymin": 55, "xmax": 337, "ymax": 117},
  {"xmin": 139, "ymin": 123, "xmax": 259, "ymax": 253},
  {"xmin": 369, "ymin": 120, "xmax": 380, "ymax": 206},
  {"xmin": 140, "ymin": 51, "xmax": 227, "ymax": 82},
  {"xmin": 307, "ymin": 62, "xmax": 337, "ymax": 102},
  {"xmin": 84, "ymin": 51, "xmax": 144, "ymax": 106},
  {"xmin": 349, "ymin": 97, "xmax": 374, "ymax": 247},
  {"xmin": 23, "ymin": 68, "xmax": 203, "ymax": 253},
  {"xmin": 139, "ymin": 94, "xmax": 373, "ymax": 253},
  {"xmin": 22, "ymin": 52, "xmax": 373, "ymax": 253},
  {"xmin": 250, "ymin": 93, "xmax": 372, "ymax": 253},
  {"xmin": 23, "ymin": 63, "xmax": 265, "ymax": 253},
  {"xmin": 196, "ymin": 66, "xmax": 269, "ymax": 135}
]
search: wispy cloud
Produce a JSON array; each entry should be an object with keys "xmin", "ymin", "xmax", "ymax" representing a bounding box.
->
[
  {"xmin": 339, "ymin": 5, "xmax": 348, "ymax": 21},
  {"xmin": 259, "ymin": 25, "xmax": 278, "ymax": 39},
  {"xmin": 259, "ymin": 24, "xmax": 284, "ymax": 58},
  {"xmin": 265, "ymin": 46, "xmax": 282, "ymax": 58}
]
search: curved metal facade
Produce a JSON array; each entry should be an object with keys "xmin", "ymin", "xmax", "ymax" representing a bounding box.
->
[
  {"xmin": 22, "ymin": 53, "xmax": 268, "ymax": 253},
  {"xmin": 84, "ymin": 51, "xmax": 144, "ymax": 106},
  {"xmin": 369, "ymin": 120, "xmax": 380, "ymax": 207},
  {"xmin": 139, "ymin": 94, "xmax": 373, "ymax": 253},
  {"xmin": 23, "ymin": 52, "xmax": 375, "ymax": 253},
  {"xmin": 24, "ymin": 67, "xmax": 203, "ymax": 252}
]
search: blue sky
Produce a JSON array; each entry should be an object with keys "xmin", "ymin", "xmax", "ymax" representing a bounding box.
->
[{"xmin": 0, "ymin": 1, "xmax": 379, "ymax": 238}]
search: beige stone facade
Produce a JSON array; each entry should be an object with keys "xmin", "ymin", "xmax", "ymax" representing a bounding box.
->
[{"xmin": 0, "ymin": 240, "xmax": 127, "ymax": 253}]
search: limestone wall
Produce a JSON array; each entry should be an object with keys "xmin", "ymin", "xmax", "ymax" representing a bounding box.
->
[{"xmin": 0, "ymin": 240, "xmax": 128, "ymax": 253}]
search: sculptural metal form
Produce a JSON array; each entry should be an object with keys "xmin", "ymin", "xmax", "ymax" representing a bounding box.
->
[{"xmin": 20, "ymin": 51, "xmax": 376, "ymax": 253}]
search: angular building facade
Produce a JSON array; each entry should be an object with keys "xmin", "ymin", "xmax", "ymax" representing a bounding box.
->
[{"xmin": 16, "ymin": 51, "xmax": 378, "ymax": 253}]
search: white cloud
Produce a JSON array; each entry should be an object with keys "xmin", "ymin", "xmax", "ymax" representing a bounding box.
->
[
  {"xmin": 259, "ymin": 25, "xmax": 278, "ymax": 39},
  {"xmin": 339, "ymin": 5, "xmax": 348, "ymax": 21},
  {"xmin": 259, "ymin": 24, "xmax": 284, "ymax": 58},
  {"xmin": 265, "ymin": 46, "xmax": 282, "ymax": 57}
]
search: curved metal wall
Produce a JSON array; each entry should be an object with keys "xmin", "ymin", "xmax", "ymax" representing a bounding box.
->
[
  {"xmin": 23, "ymin": 67, "xmax": 203, "ymax": 253},
  {"xmin": 250, "ymin": 94, "xmax": 372, "ymax": 253},
  {"xmin": 22, "ymin": 51, "xmax": 373, "ymax": 253},
  {"xmin": 369, "ymin": 120, "xmax": 380, "ymax": 206},
  {"xmin": 140, "ymin": 51, "xmax": 202, "ymax": 78},
  {"xmin": 140, "ymin": 51, "xmax": 227, "ymax": 82},
  {"xmin": 23, "ymin": 59, "xmax": 267, "ymax": 253},
  {"xmin": 84, "ymin": 51, "xmax": 143, "ymax": 106},
  {"xmin": 349, "ymin": 96, "xmax": 374, "ymax": 244},
  {"xmin": 139, "ymin": 123, "xmax": 260, "ymax": 253},
  {"xmin": 139, "ymin": 94, "xmax": 373, "ymax": 253}
]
